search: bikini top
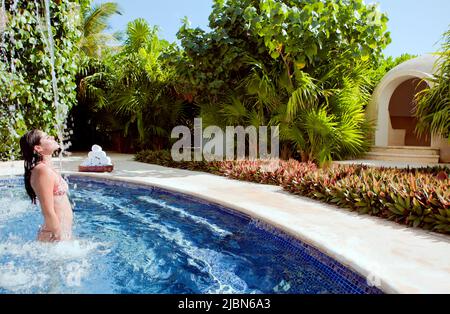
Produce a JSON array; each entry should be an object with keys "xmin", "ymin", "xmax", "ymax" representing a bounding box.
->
[
  {"xmin": 33, "ymin": 163, "xmax": 69, "ymax": 196},
  {"xmin": 53, "ymin": 174, "xmax": 69, "ymax": 196}
]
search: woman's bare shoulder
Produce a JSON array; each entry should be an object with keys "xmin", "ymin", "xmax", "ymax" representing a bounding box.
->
[
  {"xmin": 32, "ymin": 163, "xmax": 51, "ymax": 173},
  {"xmin": 31, "ymin": 164, "xmax": 55, "ymax": 182}
]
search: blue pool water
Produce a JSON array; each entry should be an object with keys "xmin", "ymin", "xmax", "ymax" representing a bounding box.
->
[{"xmin": 0, "ymin": 176, "xmax": 382, "ymax": 294}]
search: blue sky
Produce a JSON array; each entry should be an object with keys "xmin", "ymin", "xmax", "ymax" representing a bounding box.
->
[{"xmin": 95, "ymin": 0, "xmax": 450, "ymax": 57}]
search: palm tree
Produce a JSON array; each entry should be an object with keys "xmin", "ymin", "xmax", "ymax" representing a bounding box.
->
[
  {"xmin": 200, "ymin": 55, "xmax": 374, "ymax": 165},
  {"xmin": 70, "ymin": 2, "xmax": 122, "ymax": 150},
  {"xmin": 75, "ymin": 1, "xmax": 123, "ymax": 118},
  {"xmin": 414, "ymin": 28, "xmax": 450, "ymax": 142},
  {"xmin": 79, "ymin": 2, "xmax": 122, "ymax": 59},
  {"xmin": 80, "ymin": 19, "xmax": 184, "ymax": 150}
]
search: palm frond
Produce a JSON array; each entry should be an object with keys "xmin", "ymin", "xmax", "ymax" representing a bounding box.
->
[
  {"xmin": 286, "ymin": 71, "xmax": 320, "ymax": 120},
  {"xmin": 199, "ymin": 103, "xmax": 225, "ymax": 128},
  {"xmin": 240, "ymin": 55, "xmax": 280, "ymax": 112},
  {"xmin": 220, "ymin": 96, "xmax": 250, "ymax": 125},
  {"xmin": 125, "ymin": 18, "xmax": 157, "ymax": 52},
  {"xmin": 414, "ymin": 30, "xmax": 450, "ymax": 140},
  {"xmin": 279, "ymin": 122, "xmax": 306, "ymax": 152},
  {"xmin": 81, "ymin": 2, "xmax": 122, "ymax": 58},
  {"xmin": 333, "ymin": 113, "xmax": 366, "ymax": 159},
  {"xmin": 84, "ymin": 2, "xmax": 121, "ymax": 36},
  {"xmin": 146, "ymin": 125, "xmax": 168, "ymax": 138},
  {"xmin": 248, "ymin": 109, "xmax": 264, "ymax": 128}
]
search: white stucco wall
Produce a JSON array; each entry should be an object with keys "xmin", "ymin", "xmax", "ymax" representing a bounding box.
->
[{"xmin": 366, "ymin": 54, "xmax": 450, "ymax": 162}]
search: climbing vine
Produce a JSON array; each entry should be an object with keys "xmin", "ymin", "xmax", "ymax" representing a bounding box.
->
[{"xmin": 0, "ymin": 0, "xmax": 83, "ymax": 160}]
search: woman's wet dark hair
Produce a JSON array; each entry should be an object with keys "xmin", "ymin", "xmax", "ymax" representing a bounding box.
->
[{"xmin": 19, "ymin": 129, "xmax": 43, "ymax": 204}]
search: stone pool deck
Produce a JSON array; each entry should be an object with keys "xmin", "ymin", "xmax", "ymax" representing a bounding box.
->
[{"xmin": 1, "ymin": 152, "xmax": 450, "ymax": 294}]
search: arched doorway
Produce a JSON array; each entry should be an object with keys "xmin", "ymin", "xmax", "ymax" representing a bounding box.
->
[
  {"xmin": 366, "ymin": 55, "xmax": 450, "ymax": 163},
  {"xmin": 388, "ymin": 78, "xmax": 431, "ymax": 146}
]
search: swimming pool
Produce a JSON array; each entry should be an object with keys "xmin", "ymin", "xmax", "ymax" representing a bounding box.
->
[{"xmin": 0, "ymin": 175, "xmax": 382, "ymax": 294}]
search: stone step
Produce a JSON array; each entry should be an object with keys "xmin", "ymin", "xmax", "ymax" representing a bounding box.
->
[
  {"xmin": 364, "ymin": 152, "xmax": 440, "ymax": 163},
  {"xmin": 370, "ymin": 146, "xmax": 440, "ymax": 156}
]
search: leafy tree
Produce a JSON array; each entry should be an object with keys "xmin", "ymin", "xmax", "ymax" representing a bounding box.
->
[
  {"xmin": 370, "ymin": 53, "xmax": 417, "ymax": 86},
  {"xmin": 243, "ymin": 0, "xmax": 390, "ymax": 68}
]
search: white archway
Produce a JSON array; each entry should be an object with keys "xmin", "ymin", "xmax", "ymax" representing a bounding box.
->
[{"xmin": 366, "ymin": 54, "xmax": 450, "ymax": 162}]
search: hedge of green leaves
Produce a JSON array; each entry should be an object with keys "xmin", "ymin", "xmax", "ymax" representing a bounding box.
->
[
  {"xmin": 135, "ymin": 149, "xmax": 450, "ymax": 234},
  {"xmin": 0, "ymin": 0, "xmax": 82, "ymax": 160}
]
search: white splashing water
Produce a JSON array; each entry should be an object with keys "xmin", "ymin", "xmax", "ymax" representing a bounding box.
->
[
  {"xmin": 0, "ymin": 185, "xmax": 112, "ymax": 293},
  {"xmin": 43, "ymin": 0, "xmax": 68, "ymax": 172},
  {"xmin": 0, "ymin": 197, "xmax": 31, "ymax": 223},
  {"xmin": 113, "ymin": 201, "xmax": 257, "ymax": 294},
  {"xmin": 0, "ymin": 238, "xmax": 112, "ymax": 293},
  {"xmin": 30, "ymin": 0, "xmax": 73, "ymax": 175},
  {"xmin": 137, "ymin": 195, "xmax": 232, "ymax": 237},
  {"xmin": 8, "ymin": 0, "xmax": 18, "ymax": 73}
]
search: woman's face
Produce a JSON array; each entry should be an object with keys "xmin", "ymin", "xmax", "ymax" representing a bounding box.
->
[{"xmin": 34, "ymin": 131, "xmax": 59, "ymax": 155}]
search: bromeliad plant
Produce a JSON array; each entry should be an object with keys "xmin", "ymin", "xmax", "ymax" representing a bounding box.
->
[
  {"xmin": 282, "ymin": 165, "xmax": 449, "ymax": 234},
  {"xmin": 135, "ymin": 149, "xmax": 450, "ymax": 235}
]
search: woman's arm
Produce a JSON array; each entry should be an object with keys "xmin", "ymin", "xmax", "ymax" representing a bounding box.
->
[{"xmin": 32, "ymin": 167, "xmax": 61, "ymax": 240}]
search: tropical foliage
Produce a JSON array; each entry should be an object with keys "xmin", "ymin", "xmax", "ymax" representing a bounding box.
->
[
  {"xmin": 0, "ymin": 0, "xmax": 446, "ymax": 167},
  {"xmin": 75, "ymin": 18, "xmax": 189, "ymax": 151},
  {"xmin": 78, "ymin": 2, "xmax": 122, "ymax": 59},
  {"xmin": 0, "ymin": 0, "xmax": 82, "ymax": 160},
  {"xmin": 176, "ymin": 0, "xmax": 392, "ymax": 164},
  {"xmin": 414, "ymin": 27, "xmax": 450, "ymax": 142},
  {"xmin": 370, "ymin": 53, "xmax": 417, "ymax": 86}
]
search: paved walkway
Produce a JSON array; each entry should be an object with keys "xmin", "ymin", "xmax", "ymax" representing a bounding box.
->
[{"xmin": 1, "ymin": 152, "xmax": 450, "ymax": 294}]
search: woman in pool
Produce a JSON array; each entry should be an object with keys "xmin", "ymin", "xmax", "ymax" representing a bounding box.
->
[{"xmin": 19, "ymin": 129, "xmax": 73, "ymax": 242}]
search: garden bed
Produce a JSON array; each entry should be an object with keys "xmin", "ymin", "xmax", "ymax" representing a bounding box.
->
[{"xmin": 135, "ymin": 150, "xmax": 450, "ymax": 235}]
